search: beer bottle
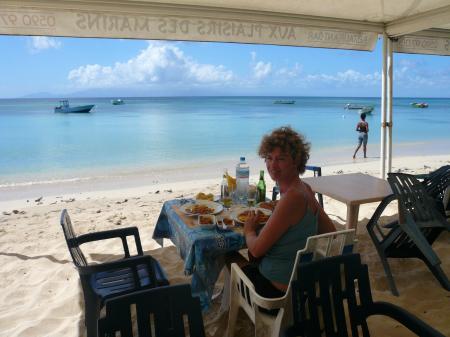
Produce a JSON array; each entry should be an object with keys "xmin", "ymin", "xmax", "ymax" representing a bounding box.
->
[{"xmin": 257, "ymin": 170, "xmax": 266, "ymax": 203}]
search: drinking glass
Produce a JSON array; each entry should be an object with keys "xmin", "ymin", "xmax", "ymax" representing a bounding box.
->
[{"xmin": 247, "ymin": 185, "xmax": 257, "ymax": 209}]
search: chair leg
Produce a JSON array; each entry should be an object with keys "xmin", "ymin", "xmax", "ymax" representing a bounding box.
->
[
  {"xmin": 85, "ymin": 308, "xmax": 98, "ymax": 337},
  {"xmin": 226, "ymin": 281, "xmax": 240, "ymax": 337},
  {"xmin": 84, "ymin": 297, "xmax": 100, "ymax": 337},
  {"xmin": 379, "ymin": 253, "xmax": 400, "ymax": 296},
  {"xmin": 422, "ymin": 258, "xmax": 450, "ymax": 291}
]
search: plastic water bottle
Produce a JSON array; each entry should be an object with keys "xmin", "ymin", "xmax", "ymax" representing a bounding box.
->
[{"xmin": 236, "ymin": 156, "xmax": 249, "ymax": 204}]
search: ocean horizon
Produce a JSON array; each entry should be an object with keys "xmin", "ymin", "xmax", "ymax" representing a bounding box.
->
[{"xmin": 1, "ymin": 96, "xmax": 449, "ymax": 189}]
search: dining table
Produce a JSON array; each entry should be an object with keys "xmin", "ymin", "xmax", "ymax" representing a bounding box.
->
[
  {"xmin": 302, "ymin": 173, "xmax": 393, "ymax": 230},
  {"xmin": 152, "ymin": 198, "xmax": 247, "ymax": 311}
]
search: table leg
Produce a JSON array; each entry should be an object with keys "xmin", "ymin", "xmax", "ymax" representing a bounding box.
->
[{"xmin": 346, "ymin": 204, "xmax": 360, "ymax": 230}]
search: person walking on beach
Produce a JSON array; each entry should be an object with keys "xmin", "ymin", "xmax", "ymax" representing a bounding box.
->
[{"xmin": 353, "ymin": 112, "xmax": 369, "ymax": 159}]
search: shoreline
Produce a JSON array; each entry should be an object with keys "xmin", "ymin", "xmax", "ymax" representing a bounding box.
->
[{"xmin": 1, "ymin": 151, "xmax": 448, "ymax": 212}]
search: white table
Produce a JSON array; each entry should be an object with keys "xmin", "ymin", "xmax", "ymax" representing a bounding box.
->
[{"xmin": 302, "ymin": 173, "xmax": 393, "ymax": 230}]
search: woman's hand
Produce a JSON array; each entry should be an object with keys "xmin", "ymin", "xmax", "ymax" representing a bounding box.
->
[{"xmin": 244, "ymin": 210, "xmax": 260, "ymax": 235}]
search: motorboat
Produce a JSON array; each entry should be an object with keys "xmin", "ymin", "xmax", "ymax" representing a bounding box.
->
[
  {"xmin": 54, "ymin": 100, "xmax": 94, "ymax": 113},
  {"xmin": 345, "ymin": 104, "xmax": 374, "ymax": 114},
  {"xmin": 111, "ymin": 99, "xmax": 125, "ymax": 105},
  {"xmin": 273, "ymin": 100, "xmax": 296, "ymax": 104},
  {"xmin": 410, "ymin": 102, "xmax": 428, "ymax": 108},
  {"xmin": 359, "ymin": 106, "xmax": 374, "ymax": 114}
]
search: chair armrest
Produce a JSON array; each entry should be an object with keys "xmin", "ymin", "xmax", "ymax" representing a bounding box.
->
[
  {"xmin": 368, "ymin": 302, "xmax": 446, "ymax": 337},
  {"xmin": 231, "ymin": 263, "xmax": 287, "ymax": 310},
  {"xmin": 72, "ymin": 226, "xmax": 143, "ymax": 257},
  {"xmin": 366, "ymin": 194, "xmax": 397, "ymax": 233}
]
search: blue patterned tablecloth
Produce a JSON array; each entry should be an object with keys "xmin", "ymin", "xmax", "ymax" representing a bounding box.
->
[{"xmin": 152, "ymin": 199, "xmax": 246, "ymax": 311}]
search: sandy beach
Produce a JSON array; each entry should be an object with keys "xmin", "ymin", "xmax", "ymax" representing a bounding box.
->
[{"xmin": 1, "ymin": 154, "xmax": 449, "ymax": 337}]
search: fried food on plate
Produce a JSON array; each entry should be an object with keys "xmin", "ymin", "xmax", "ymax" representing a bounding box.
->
[
  {"xmin": 237, "ymin": 210, "xmax": 270, "ymax": 224},
  {"xmin": 196, "ymin": 192, "xmax": 214, "ymax": 201},
  {"xmin": 186, "ymin": 204, "xmax": 214, "ymax": 214},
  {"xmin": 258, "ymin": 200, "xmax": 278, "ymax": 211}
]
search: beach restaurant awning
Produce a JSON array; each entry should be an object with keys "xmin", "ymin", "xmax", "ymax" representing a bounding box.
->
[
  {"xmin": 1, "ymin": 0, "xmax": 450, "ymax": 177},
  {"xmin": 1, "ymin": 1, "xmax": 449, "ymax": 53}
]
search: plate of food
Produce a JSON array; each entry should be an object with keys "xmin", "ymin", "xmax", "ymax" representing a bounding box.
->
[
  {"xmin": 197, "ymin": 214, "xmax": 216, "ymax": 230},
  {"xmin": 257, "ymin": 200, "xmax": 278, "ymax": 212},
  {"xmin": 232, "ymin": 207, "xmax": 272, "ymax": 225},
  {"xmin": 179, "ymin": 200, "xmax": 223, "ymax": 216}
]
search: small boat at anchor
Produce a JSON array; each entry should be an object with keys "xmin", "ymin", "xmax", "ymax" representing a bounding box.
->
[
  {"xmin": 111, "ymin": 99, "xmax": 125, "ymax": 105},
  {"xmin": 274, "ymin": 100, "xmax": 296, "ymax": 104},
  {"xmin": 54, "ymin": 100, "xmax": 94, "ymax": 113},
  {"xmin": 345, "ymin": 104, "xmax": 374, "ymax": 114},
  {"xmin": 410, "ymin": 102, "xmax": 428, "ymax": 108}
]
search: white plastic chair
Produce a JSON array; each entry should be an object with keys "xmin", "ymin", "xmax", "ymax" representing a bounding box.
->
[{"xmin": 226, "ymin": 229, "xmax": 357, "ymax": 337}]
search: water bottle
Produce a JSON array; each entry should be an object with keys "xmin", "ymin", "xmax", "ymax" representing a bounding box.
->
[{"xmin": 236, "ymin": 156, "xmax": 249, "ymax": 204}]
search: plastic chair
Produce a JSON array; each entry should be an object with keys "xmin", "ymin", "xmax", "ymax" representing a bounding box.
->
[
  {"xmin": 98, "ymin": 284, "xmax": 205, "ymax": 337},
  {"xmin": 60, "ymin": 209, "xmax": 169, "ymax": 337},
  {"xmin": 227, "ymin": 229, "xmax": 356, "ymax": 337},
  {"xmin": 284, "ymin": 253, "xmax": 445, "ymax": 337},
  {"xmin": 366, "ymin": 173, "xmax": 450, "ymax": 296},
  {"xmin": 272, "ymin": 165, "xmax": 324, "ymax": 208},
  {"xmin": 416, "ymin": 165, "xmax": 450, "ymax": 218}
]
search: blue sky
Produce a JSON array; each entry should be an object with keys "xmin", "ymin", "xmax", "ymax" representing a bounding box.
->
[{"xmin": 0, "ymin": 35, "xmax": 449, "ymax": 98}]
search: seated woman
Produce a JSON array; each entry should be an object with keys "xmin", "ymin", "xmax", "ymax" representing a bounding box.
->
[{"xmin": 238, "ymin": 126, "xmax": 336, "ymax": 297}]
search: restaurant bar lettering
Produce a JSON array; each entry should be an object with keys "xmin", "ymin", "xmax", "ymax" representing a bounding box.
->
[{"xmin": 0, "ymin": 8, "xmax": 377, "ymax": 50}]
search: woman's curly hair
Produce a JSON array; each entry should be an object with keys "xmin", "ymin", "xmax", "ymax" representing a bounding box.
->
[{"xmin": 258, "ymin": 126, "xmax": 311, "ymax": 174}]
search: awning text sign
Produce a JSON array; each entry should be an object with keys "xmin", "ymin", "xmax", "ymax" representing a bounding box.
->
[{"xmin": 0, "ymin": 7, "xmax": 378, "ymax": 50}]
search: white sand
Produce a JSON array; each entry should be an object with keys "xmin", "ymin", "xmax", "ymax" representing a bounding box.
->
[{"xmin": 0, "ymin": 154, "xmax": 449, "ymax": 337}]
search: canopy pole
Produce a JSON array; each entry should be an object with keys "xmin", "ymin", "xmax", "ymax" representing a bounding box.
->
[
  {"xmin": 380, "ymin": 34, "xmax": 388, "ymax": 179},
  {"xmin": 387, "ymin": 37, "xmax": 394, "ymax": 173}
]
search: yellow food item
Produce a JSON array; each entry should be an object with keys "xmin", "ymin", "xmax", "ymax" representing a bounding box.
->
[
  {"xmin": 196, "ymin": 192, "xmax": 214, "ymax": 201},
  {"xmin": 226, "ymin": 173, "xmax": 237, "ymax": 191}
]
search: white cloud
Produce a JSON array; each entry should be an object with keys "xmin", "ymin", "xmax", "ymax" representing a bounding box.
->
[
  {"xmin": 29, "ymin": 37, "xmax": 61, "ymax": 53},
  {"xmin": 305, "ymin": 69, "xmax": 381, "ymax": 86},
  {"xmin": 252, "ymin": 61, "xmax": 272, "ymax": 80},
  {"xmin": 68, "ymin": 42, "xmax": 234, "ymax": 89}
]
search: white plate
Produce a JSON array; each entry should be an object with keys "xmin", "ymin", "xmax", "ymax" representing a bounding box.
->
[
  {"xmin": 179, "ymin": 200, "xmax": 223, "ymax": 216},
  {"xmin": 232, "ymin": 207, "xmax": 272, "ymax": 225}
]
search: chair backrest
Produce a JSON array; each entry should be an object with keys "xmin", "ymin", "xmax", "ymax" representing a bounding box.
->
[
  {"xmin": 60, "ymin": 209, "xmax": 88, "ymax": 267},
  {"xmin": 98, "ymin": 284, "xmax": 206, "ymax": 337},
  {"xmin": 291, "ymin": 253, "xmax": 373, "ymax": 337},
  {"xmin": 286, "ymin": 229, "xmax": 356, "ymax": 291},
  {"xmin": 388, "ymin": 173, "xmax": 449, "ymax": 227},
  {"xmin": 421, "ymin": 165, "xmax": 450, "ymax": 202}
]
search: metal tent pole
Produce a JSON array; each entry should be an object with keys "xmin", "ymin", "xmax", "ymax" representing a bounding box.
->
[
  {"xmin": 387, "ymin": 38, "xmax": 394, "ymax": 173},
  {"xmin": 380, "ymin": 34, "xmax": 388, "ymax": 179}
]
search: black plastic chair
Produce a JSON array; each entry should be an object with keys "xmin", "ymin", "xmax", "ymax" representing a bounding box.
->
[
  {"xmin": 60, "ymin": 209, "xmax": 169, "ymax": 337},
  {"xmin": 98, "ymin": 284, "xmax": 206, "ymax": 337},
  {"xmin": 366, "ymin": 173, "xmax": 450, "ymax": 296},
  {"xmin": 284, "ymin": 254, "xmax": 445, "ymax": 337},
  {"xmin": 416, "ymin": 165, "xmax": 450, "ymax": 218},
  {"xmin": 273, "ymin": 165, "xmax": 324, "ymax": 208}
]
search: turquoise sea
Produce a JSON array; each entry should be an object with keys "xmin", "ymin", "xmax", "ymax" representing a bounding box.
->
[{"xmin": 0, "ymin": 96, "xmax": 449, "ymax": 186}]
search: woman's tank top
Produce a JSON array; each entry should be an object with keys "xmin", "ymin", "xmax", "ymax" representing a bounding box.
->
[{"xmin": 258, "ymin": 208, "xmax": 318, "ymax": 285}]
